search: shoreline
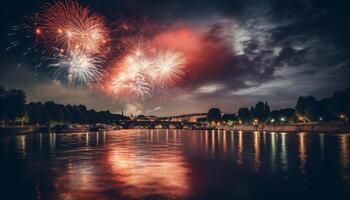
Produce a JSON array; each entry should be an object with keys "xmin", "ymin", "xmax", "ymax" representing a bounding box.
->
[
  {"xmin": 216, "ymin": 123, "xmax": 350, "ymax": 133},
  {"xmin": 1, "ymin": 123, "xmax": 350, "ymax": 136}
]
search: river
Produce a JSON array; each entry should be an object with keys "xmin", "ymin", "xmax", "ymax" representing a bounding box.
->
[{"xmin": 0, "ymin": 130, "xmax": 349, "ymax": 199}]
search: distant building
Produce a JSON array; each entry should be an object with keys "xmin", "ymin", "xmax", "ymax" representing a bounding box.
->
[
  {"xmin": 133, "ymin": 115, "xmax": 158, "ymax": 121},
  {"xmin": 159, "ymin": 113, "xmax": 207, "ymax": 122}
]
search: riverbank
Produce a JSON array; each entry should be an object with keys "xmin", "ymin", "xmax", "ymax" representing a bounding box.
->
[
  {"xmin": 0, "ymin": 126, "xmax": 42, "ymax": 136},
  {"xmin": 1, "ymin": 123, "xmax": 350, "ymax": 136},
  {"xmin": 216, "ymin": 123, "xmax": 350, "ymax": 133}
]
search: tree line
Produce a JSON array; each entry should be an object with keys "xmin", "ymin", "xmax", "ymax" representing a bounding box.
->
[
  {"xmin": 205, "ymin": 88, "xmax": 350, "ymax": 124},
  {"xmin": 0, "ymin": 86, "xmax": 128, "ymax": 126},
  {"xmin": 1, "ymin": 85, "xmax": 349, "ymax": 125}
]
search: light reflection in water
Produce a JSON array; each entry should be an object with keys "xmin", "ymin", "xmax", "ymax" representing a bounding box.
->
[
  {"xmin": 280, "ymin": 132, "xmax": 288, "ymax": 172},
  {"xmin": 339, "ymin": 135, "xmax": 349, "ymax": 169},
  {"xmin": 205, "ymin": 130, "xmax": 209, "ymax": 154},
  {"xmin": 254, "ymin": 131, "xmax": 260, "ymax": 170},
  {"xmin": 16, "ymin": 135, "xmax": 26, "ymax": 159},
  {"xmin": 223, "ymin": 130, "xmax": 227, "ymax": 154},
  {"xmin": 107, "ymin": 132, "xmax": 190, "ymax": 199},
  {"xmin": 5, "ymin": 130, "xmax": 350, "ymax": 200},
  {"xmin": 166, "ymin": 129, "xmax": 169, "ymax": 143},
  {"xmin": 49, "ymin": 133, "xmax": 56, "ymax": 152},
  {"xmin": 320, "ymin": 133, "xmax": 325, "ymax": 160},
  {"xmin": 271, "ymin": 132, "xmax": 277, "ymax": 172},
  {"xmin": 238, "ymin": 131, "xmax": 243, "ymax": 165},
  {"xmin": 230, "ymin": 131, "xmax": 234, "ymax": 153},
  {"xmin": 299, "ymin": 133, "xmax": 307, "ymax": 174},
  {"xmin": 96, "ymin": 132, "xmax": 99, "ymax": 145},
  {"xmin": 211, "ymin": 130, "xmax": 215, "ymax": 157},
  {"xmin": 173, "ymin": 129, "xmax": 177, "ymax": 143},
  {"xmin": 86, "ymin": 133, "xmax": 89, "ymax": 146}
]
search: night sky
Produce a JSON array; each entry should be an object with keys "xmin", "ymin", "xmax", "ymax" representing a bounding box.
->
[{"xmin": 1, "ymin": 0, "xmax": 350, "ymax": 116}]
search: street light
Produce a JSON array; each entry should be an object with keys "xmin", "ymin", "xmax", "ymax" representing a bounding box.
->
[
  {"xmin": 340, "ymin": 114, "xmax": 348, "ymax": 123},
  {"xmin": 270, "ymin": 118, "xmax": 275, "ymax": 123},
  {"xmin": 280, "ymin": 117, "xmax": 286, "ymax": 123}
]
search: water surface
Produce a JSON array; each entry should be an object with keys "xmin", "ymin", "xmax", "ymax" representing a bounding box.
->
[{"xmin": 0, "ymin": 130, "xmax": 349, "ymax": 199}]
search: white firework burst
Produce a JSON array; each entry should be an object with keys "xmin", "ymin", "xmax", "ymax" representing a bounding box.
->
[
  {"xmin": 51, "ymin": 50, "xmax": 103, "ymax": 85},
  {"xmin": 151, "ymin": 50, "xmax": 186, "ymax": 86}
]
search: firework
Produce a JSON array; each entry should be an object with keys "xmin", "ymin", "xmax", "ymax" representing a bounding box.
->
[
  {"xmin": 51, "ymin": 50, "xmax": 104, "ymax": 85},
  {"xmin": 38, "ymin": 0, "xmax": 109, "ymax": 55},
  {"xmin": 7, "ymin": 15, "xmax": 49, "ymax": 69},
  {"xmin": 9, "ymin": 0, "xmax": 191, "ymax": 99},
  {"xmin": 151, "ymin": 50, "xmax": 186, "ymax": 86},
  {"xmin": 112, "ymin": 50, "xmax": 153, "ymax": 98},
  {"xmin": 113, "ymin": 73, "xmax": 152, "ymax": 99},
  {"xmin": 110, "ymin": 38, "xmax": 187, "ymax": 99}
]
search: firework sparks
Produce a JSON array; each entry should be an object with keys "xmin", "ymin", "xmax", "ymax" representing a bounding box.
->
[
  {"xmin": 151, "ymin": 50, "xmax": 186, "ymax": 86},
  {"xmin": 51, "ymin": 50, "xmax": 104, "ymax": 85},
  {"xmin": 112, "ymin": 49, "xmax": 153, "ymax": 99},
  {"xmin": 9, "ymin": 0, "xmax": 191, "ymax": 100},
  {"xmin": 110, "ymin": 38, "xmax": 187, "ymax": 99},
  {"xmin": 113, "ymin": 73, "xmax": 152, "ymax": 99},
  {"xmin": 38, "ymin": 0, "xmax": 109, "ymax": 55},
  {"xmin": 7, "ymin": 15, "xmax": 49, "ymax": 69}
]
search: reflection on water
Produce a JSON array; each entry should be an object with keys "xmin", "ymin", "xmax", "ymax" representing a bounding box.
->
[
  {"xmin": 299, "ymin": 132, "xmax": 307, "ymax": 174},
  {"xmin": 15, "ymin": 135, "xmax": 26, "ymax": 159},
  {"xmin": 238, "ymin": 131, "xmax": 243, "ymax": 165},
  {"xmin": 280, "ymin": 132, "xmax": 288, "ymax": 172},
  {"xmin": 1, "ymin": 130, "xmax": 350, "ymax": 200},
  {"xmin": 254, "ymin": 131, "xmax": 260, "ymax": 171},
  {"xmin": 340, "ymin": 135, "xmax": 349, "ymax": 169},
  {"xmin": 271, "ymin": 132, "xmax": 277, "ymax": 172},
  {"xmin": 107, "ymin": 144, "xmax": 189, "ymax": 198}
]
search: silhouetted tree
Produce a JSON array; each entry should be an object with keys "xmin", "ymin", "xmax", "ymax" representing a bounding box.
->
[
  {"xmin": 250, "ymin": 101, "xmax": 271, "ymax": 122},
  {"xmin": 270, "ymin": 108, "xmax": 296, "ymax": 123},
  {"xmin": 27, "ymin": 102, "xmax": 43, "ymax": 124},
  {"xmin": 327, "ymin": 89, "xmax": 350, "ymax": 118},
  {"xmin": 295, "ymin": 96, "xmax": 322, "ymax": 122},
  {"xmin": 222, "ymin": 114, "xmax": 238, "ymax": 122},
  {"xmin": 238, "ymin": 107, "xmax": 251, "ymax": 123},
  {"xmin": 3, "ymin": 89, "xmax": 26, "ymax": 122},
  {"xmin": 207, "ymin": 108, "xmax": 221, "ymax": 122}
]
